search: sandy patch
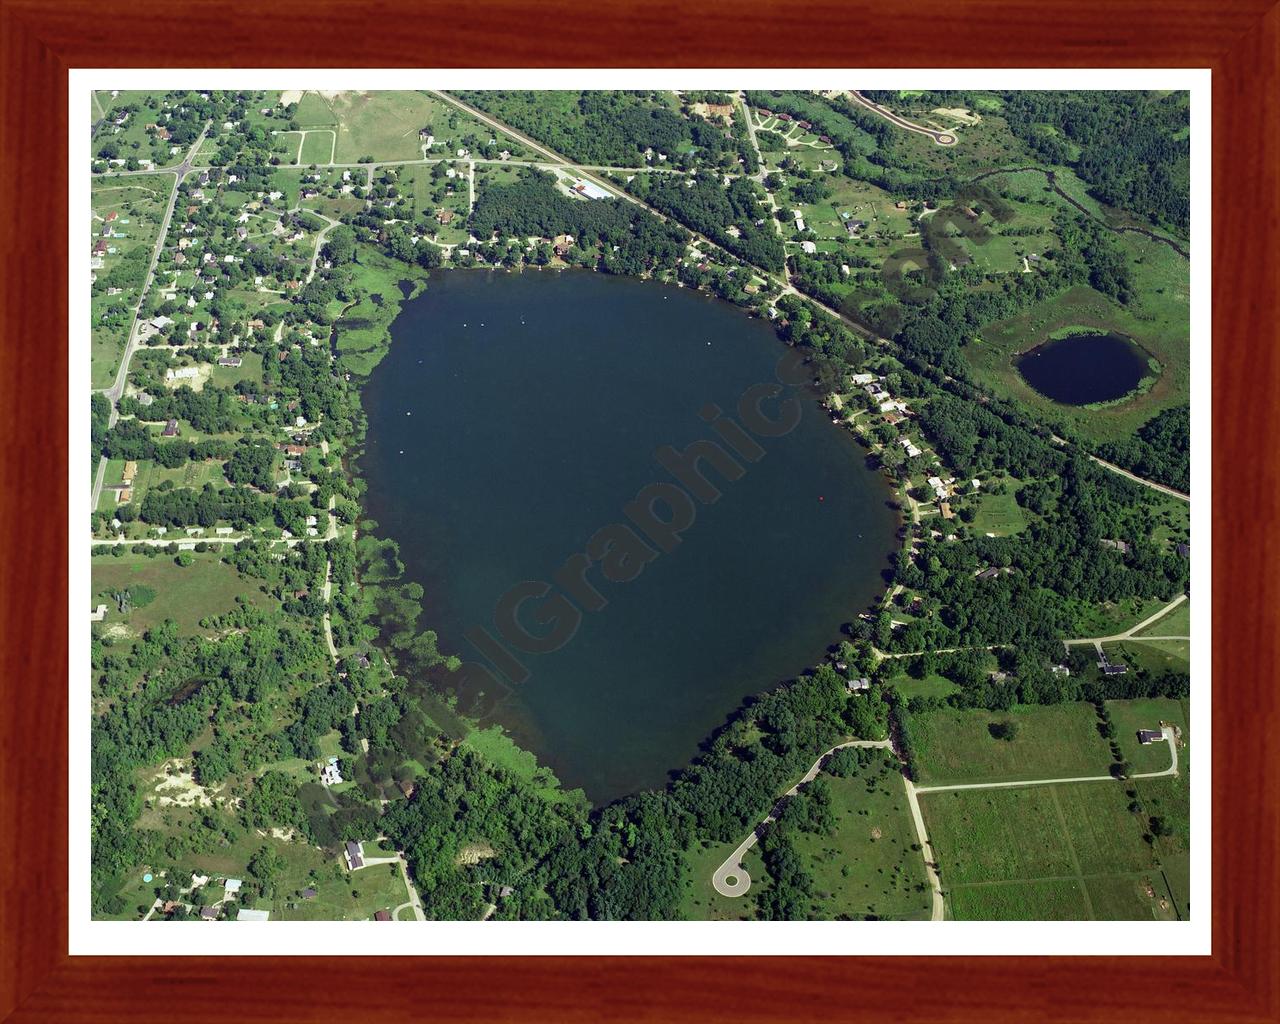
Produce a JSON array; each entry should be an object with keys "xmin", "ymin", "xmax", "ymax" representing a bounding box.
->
[
  {"xmin": 165, "ymin": 363, "xmax": 213, "ymax": 392},
  {"xmin": 870, "ymin": 827, "xmax": 883, "ymax": 840},
  {"xmin": 279, "ymin": 90, "xmax": 304, "ymax": 106},
  {"xmin": 152, "ymin": 761, "xmax": 219, "ymax": 808},
  {"xmin": 455, "ymin": 842, "xmax": 496, "ymax": 866},
  {"xmin": 933, "ymin": 107, "xmax": 981, "ymax": 126}
]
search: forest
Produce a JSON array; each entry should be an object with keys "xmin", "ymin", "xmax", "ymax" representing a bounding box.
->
[{"xmin": 1001, "ymin": 91, "xmax": 1191, "ymax": 233}]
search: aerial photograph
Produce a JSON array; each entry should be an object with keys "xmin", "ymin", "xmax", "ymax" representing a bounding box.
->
[{"xmin": 87, "ymin": 87, "xmax": 1191, "ymax": 924}]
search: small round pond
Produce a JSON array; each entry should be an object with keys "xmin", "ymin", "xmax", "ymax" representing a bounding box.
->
[{"xmin": 1015, "ymin": 331, "xmax": 1150, "ymax": 406}]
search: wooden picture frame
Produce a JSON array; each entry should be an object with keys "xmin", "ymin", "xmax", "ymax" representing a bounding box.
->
[{"xmin": 2, "ymin": 1, "xmax": 1275, "ymax": 1019}]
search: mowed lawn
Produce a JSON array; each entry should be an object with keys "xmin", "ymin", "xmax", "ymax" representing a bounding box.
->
[
  {"xmin": 300, "ymin": 129, "xmax": 335, "ymax": 165},
  {"xmin": 969, "ymin": 484, "xmax": 1028, "ymax": 537},
  {"xmin": 911, "ymin": 703, "xmax": 1114, "ymax": 786},
  {"xmin": 923, "ymin": 781, "xmax": 1177, "ymax": 920},
  {"xmin": 92, "ymin": 552, "xmax": 277, "ymax": 635}
]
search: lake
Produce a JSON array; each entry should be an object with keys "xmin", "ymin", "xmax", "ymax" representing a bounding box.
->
[
  {"xmin": 1015, "ymin": 331, "xmax": 1149, "ymax": 406},
  {"xmin": 361, "ymin": 270, "xmax": 899, "ymax": 802}
]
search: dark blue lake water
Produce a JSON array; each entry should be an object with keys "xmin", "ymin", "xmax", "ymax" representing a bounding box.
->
[
  {"xmin": 1016, "ymin": 331, "xmax": 1149, "ymax": 405},
  {"xmin": 361, "ymin": 270, "xmax": 898, "ymax": 801}
]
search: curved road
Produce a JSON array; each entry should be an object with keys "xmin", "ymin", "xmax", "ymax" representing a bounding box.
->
[
  {"xmin": 712, "ymin": 739, "xmax": 891, "ymax": 897},
  {"xmin": 847, "ymin": 91, "xmax": 957, "ymax": 146}
]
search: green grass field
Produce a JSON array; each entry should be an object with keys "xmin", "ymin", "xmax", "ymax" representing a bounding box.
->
[
  {"xmin": 911, "ymin": 703, "xmax": 1113, "ymax": 786},
  {"xmin": 92, "ymin": 551, "xmax": 277, "ymax": 636},
  {"xmin": 888, "ymin": 671, "xmax": 961, "ymax": 700},
  {"xmin": 923, "ymin": 781, "xmax": 1176, "ymax": 920},
  {"xmin": 1106, "ymin": 638, "xmax": 1190, "ymax": 675},
  {"xmin": 1135, "ymin": 599, "xmax": 1190, "ymax": 637},
  {"xmin": 969, "ymin": 484, "xmax": 1028, "ymax": 537},
  {"xmin": 1106, "ymin": 697, "xmax": 1187, "ymax": 773},
  {"xmin": 965, "ymin": 241, "xmax": 1189, "ymax": 445},
  {"xmin": 1070, "ymin": 595, "xmax": 1170, "ymax": 637},
  {"xmin": 788, "ymin": 756, "xmax": 932, "ymax": 920},
  {"xmin": 680, "ymin": 840, "xmax": 764, "ymax": 921},
  {"xmin": 300, "ymin": 130, "xmax": 335, "ymax": 165}
]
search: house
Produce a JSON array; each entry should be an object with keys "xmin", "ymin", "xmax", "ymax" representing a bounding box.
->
[
  {"xmin": 345, "ymin": 840, "xmax": 364, "ymax": 870},
  {"xmin": 895, "ymin": 200, "xmax": 908, "ymax": 210},
  {"xmin": 374, "ymin": 910, "xmax": 392, "ymax": 921},
  {"xmin": 1100, "ymin": 539, "xmax": 1130, "ymax": 554},
  {"xmin": 436, "ymin": 208, "xmax": 454, "ymax": 225},
  {"xmin": 236, "ymin": 908, "xmax": 270, "ymax": 922},
  {"xmin": 122, "ymin": 461, "xmax": 137, "ymax": 484},
  {"xmin": 90, "ymin": 604, "xmax": 107, "ymax": 622},
  {"xmin": 927, "ymin": 475, "xmax": 948, "ymax": 499},
  {"xmin": 800, "ymin": 240, "xmax": 817, "ymax": 254},
  {"xmin": 162, "ymin": 419, "xmax": 179, "ymax": 437},
  {"xmin": 1051, "ymin": 664, "xmax": 1071, "ymax": 677},
  {"xmin": 850, "ymin": 372, "xmax": 877, "ymax": 386},
  {"xmin": 1097, "ymin": 650, "xmax": 1129, "ymax": 675},
  {"xmin": 976, "ymin": 567, "xmax": 1001, "ymax": 581},
  {"xmin": 775, "ymin": 112, "xmax": 792, "ymax": 122},
  {"xmin": 898, "ymin": 437, "xmax": 922, "ymax": 458},
  {"xmin": 92, "ymin": 240, "xmax": 108, "ymax": 255},
  {"xmin": 165, "ymin": 366, "xmax": 201, "ymax": 382},
  {"xmin": 939, "ymin": 501, "xmax": 954, "ymax": 520},
  {"xmin": 846, "ymin": 677, "xmax": 871, "ymax": 692},
  {"xmin": 117, "ymin": 488, "xmax": 132, "ymax": 504},
  {"xmin": 223, "ymin": 878, "xmax": 242, "ymax": 900},
  {"xmin": 1137, "ymin": 729, "xmax": 1164, "ymax": 744},
  {"xmin": 1176, "ymin": 542, "xmax": 1190, "ymax": 558},
  {"xmin": 218, "ymin": 357, "xmax": 242, "ymax": 367},
  {"xmin": 320, "ymin": 756, "xmax": 343, "ymax": 786},
  {"xmin": 300, "ymin": 887, "xmax": 318, "ymax": 900},
  {"xmin": 199, "ymin": 906, "xmax": 219, "ymax": 921}
]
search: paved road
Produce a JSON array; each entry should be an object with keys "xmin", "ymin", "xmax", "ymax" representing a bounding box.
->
[
  {"xmin": 91, "ymin": 124, "xmax": 210, "ymax": 513},
  {"xmin": 1064, "ymin": 592, "xmax": 1188, "ymax": 647},
  {"xmin": 1088, "ymin": 454, "xmax": 1190, "ymax": 502},
  {"xmin": 307, "ymin": 214, "xmax": 340, "ymax": 283},
  {"xmin": 846, "ymin": 91, "xmax": 957, "ymax": 146},
  {"xmin": 712, "ymin": 739, "xmax": 892, "ymax": 898}
]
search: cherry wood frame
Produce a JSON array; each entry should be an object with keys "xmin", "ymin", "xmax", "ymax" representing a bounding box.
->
[{"xmin": 2, "ymin": 1, "xmax": 1276, "ymax": 1020}]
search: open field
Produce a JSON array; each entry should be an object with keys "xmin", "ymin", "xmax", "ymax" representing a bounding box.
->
[
  {"xmin": 92, "ymin": 551, "xmax": 277, "ymax": 636},
  {"xmin": 911, "ymin": 703, "xmax": 1113, "ymax": 786},
  {"xmin": 789, "ymin": 755, "xmax": 932, "ymax": 920},
  {"xmin": 964, "ymin": 240, "xmax": 1189, "ymax": 446},
  {"xmin": 969, "ymin": 483, "xmax": 1028, "ymax": 536},
  {"xmin": 924, "ymin": 781, "xmax": 1176, "ymax": 920},
  {"xmin": 1070, "ymin": 595, "xmax": 1171, "ymax": 637},
  {"xmin": 1107, "ymin": 697, "xmax": 1188, "ymax": 773},
  {"xmin": 1106, "ymin": 638, "xmax": 1190, "ymax": 675},
  {"xmin": 680, "ymin": 840, "xmax": 763, "ymax": 921},
  {"xmin": 1135, "ymin": 599, "xmax": 1190, "ymax": 637},
  {"xmin": 887, "ymin": 671, "xmax": 961, "ymax": 701},
  {"xmin": 300, "ymin": 130, "xmax": 335, "ymax": 165}
]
